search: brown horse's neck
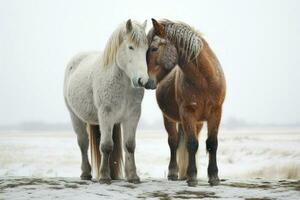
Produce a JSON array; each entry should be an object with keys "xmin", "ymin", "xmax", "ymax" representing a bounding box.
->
[
  {"xmin": 155, "ymin": 68, "xmax": 170, "ymax": 84},
  {"xmin": 180, "ymin": 39, "xmax": 223, "ymax": 89}
]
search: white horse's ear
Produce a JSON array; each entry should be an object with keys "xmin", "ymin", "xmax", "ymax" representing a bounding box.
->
[
  {"xmin": 142, "ymin": 20, "xmax": 147, "ymax": 30},
  {"xmin": 126, "ymin": 19, "xmax": 133, "ymax": 33}
]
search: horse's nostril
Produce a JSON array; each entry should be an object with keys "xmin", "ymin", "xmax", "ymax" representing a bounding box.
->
[{"xmin": 138, "ymin": 78, "xmax": 143, "ymax": 86}]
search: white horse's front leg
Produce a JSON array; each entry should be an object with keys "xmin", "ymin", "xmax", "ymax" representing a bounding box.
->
[
  {"xmin": 122, "ymin": 109, "xmax": 140, "ymax": 183},
  {"xmin": 98, "ymin": 111, "xmax": 114, "ymax": 184}
]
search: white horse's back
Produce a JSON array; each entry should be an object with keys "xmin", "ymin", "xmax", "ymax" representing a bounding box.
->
[{"xmin": 64, "ymin": 51, "xmax": 100, "ymax": 83}]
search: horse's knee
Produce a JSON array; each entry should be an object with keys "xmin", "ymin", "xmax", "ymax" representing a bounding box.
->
[
  {"xmin": 125, "ymin": 140, "xmax": 135, "ymax": 154},
  {"xmin": 187, "ymin": 136, "xmax": 198, "ymax": 154},
  {"xmin": 168, "ymin": 135, "xmax": 178, "ymax": 150},
  {"xmin": 206, "ymin": 137, "xmax": 218, "ymax": 153},
  {"xmin": 101, "ymin": 142, "xmax": 113, "ymax": 154},
  {"xmin": 77, "ymin": 136, "xmax": 89, "ymax": 153}
]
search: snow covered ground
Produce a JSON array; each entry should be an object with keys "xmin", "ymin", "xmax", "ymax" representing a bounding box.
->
[
  {"xmin": 0, "ymin": 129, "xmax": 300, "ymax": 199},
  {"xmin": 1, "ymin": 177, "xmax": 299, "ymax": 200}
]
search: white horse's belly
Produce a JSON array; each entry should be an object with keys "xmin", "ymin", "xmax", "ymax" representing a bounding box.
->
[
  {"xmin": 65, "ymin": 63, "xmax": 99, "ymax": 124},
  {"xmin": 67, "ymin": 87, "xmax": 99, "ymax": 124}
]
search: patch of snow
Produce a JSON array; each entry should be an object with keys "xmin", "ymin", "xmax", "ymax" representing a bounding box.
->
[
  {"xmin": 0, "ymin": 130, "xmax": 299, "ymax": 199},
  {"xmin": 0, "ymin": 177, "xmax": 299, "ymax": 200}
]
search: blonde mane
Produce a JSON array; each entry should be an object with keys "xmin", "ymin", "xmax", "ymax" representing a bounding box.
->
[
  {"xmin": 150, "ymin": 20, "xmax": 203, "ymax": 63},
  {"xmin": 100, "ymin": 21, "xmax": 147, "ymax": 67}
]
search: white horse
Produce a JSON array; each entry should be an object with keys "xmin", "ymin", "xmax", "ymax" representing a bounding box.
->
[{"xmin": 64, "ymin": 19, "xmax": 152, "ymax": 184}]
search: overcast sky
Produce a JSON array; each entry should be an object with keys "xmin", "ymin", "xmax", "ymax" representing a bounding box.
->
[{"xmin": 0, "ymin": 0, "xmax": 299, "ymax": 126}]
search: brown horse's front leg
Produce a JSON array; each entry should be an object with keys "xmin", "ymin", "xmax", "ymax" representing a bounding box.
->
[
  {"xmin": 207, "ymin": 108, "xmax": 222, "ymax": 186},
  {"xmin": 163, "ymin": 116, "xmax": 179, "ymax": 180},
  {"xmin": 180, "ymin": 106, "xmax": 199, "ymax": 187}
]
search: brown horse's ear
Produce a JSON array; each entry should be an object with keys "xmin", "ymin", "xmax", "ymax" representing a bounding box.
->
[
  {"xmin": 151, "ymin": 18, "xmax": 165, "ymax": 38},
  {"xmin": 126, "ymin": 19, "xmax": 133, "ymax": 33}
]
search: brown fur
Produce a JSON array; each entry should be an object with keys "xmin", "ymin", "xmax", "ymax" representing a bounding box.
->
[
  {"xmin": 87, "ymin": 124, "xmax": 123, "ymax": 180},
  {"xmin": 147, "ymin": 19, "xmax": 226, "ymax": 186}
]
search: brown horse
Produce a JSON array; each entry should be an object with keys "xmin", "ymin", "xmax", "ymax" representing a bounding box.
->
[{"xmin": 146, "ymin": 19, "xmax": 226, "ymax": 186}]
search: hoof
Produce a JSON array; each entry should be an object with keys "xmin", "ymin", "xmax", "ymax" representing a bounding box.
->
[
  {"xmin": 168, "ymin": 175, "xmax": 178, "ymax": 181},
  {"xmin": 80, "ymin": 174, "xmax": 92, "ymax": 180},
  {"xmin": 128, "ymin": 178, "xmax": 141, "ymax": 184},
  {"xmin": 99, "ymin": 178, "xmax": 111, "ymax": 184},
  {"xmin": 208, "ymin": 176, "xmax": 220, "ymax": 186},
  {"xmin": 187, "ymin": 179, "xmax": 198, "ymax": 187},
  {"xmin": 112, "ymin": 177, "xmax": 122, "ymax": 181}
]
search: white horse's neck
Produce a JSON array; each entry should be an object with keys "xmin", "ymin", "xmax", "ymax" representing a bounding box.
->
[{"xmin": 110, "ymin": 61, "xmax": 132, "ymax": 89}]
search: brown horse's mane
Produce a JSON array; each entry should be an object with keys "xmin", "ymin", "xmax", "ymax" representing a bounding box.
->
[{"xmin": 148, "ymin": 19, "xmax": 203, "ymax": 64}]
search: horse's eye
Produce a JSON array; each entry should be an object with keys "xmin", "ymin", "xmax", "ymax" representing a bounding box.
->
[
  {"xmin": 129, "ymin": 46, "xmax": 134, "ymax": 50},
  {"xmin": 151, "ymin": 47, "xmax": 158, "ymax": 52}
]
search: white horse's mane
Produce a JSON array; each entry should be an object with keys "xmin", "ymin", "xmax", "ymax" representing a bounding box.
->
[
  {"xmin": 100, "ymin": 21, "xmax": 147, "ymax": 67},
  {"xmin": 158, "ymin": 20, "xmax": 203, "ymax": 63}
]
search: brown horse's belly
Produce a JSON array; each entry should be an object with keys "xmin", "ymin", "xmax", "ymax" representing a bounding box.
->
[{"xmin": 156, "ymin": 71, "xmax": 180, "ymax": 122}]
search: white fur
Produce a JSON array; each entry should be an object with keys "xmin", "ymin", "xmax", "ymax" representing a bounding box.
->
[{"xmin": 63, "ymin": 20, "xmax": 148, "ymax": 181}]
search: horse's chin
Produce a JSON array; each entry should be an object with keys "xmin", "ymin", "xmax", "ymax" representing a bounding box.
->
[{"xmin": 132, "ymin": 78, "xmax": 140, "ymax": 88}]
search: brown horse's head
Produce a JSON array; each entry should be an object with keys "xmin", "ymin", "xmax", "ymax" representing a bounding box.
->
[{"xmin": 146, "ymin": 19, "xmax": 178, "ymax": 89}]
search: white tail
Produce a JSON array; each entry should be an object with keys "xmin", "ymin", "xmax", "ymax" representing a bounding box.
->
[{"xmin": 177, "ymin": 124, "xmax": 188, "ymax": 179}]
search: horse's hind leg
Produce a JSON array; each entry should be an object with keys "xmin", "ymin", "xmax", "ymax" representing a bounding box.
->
[
  {"xmin": 163, "ymin": 116, "xmax": 179, "ymax": 180},
  {"xmin": 70, "ymin": 112, "xmax": 92, "ymax": 180},
  {"xmin": 206, "ymin": 108, "xmax": 222, "ymax": 186}
]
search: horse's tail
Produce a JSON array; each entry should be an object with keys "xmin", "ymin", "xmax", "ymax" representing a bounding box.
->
[
  {"xmin": 110, "ymin": 124, "xmax": 123, "ymax": 179},
  {"xmin": 87, "ymin": 124, "xmax": 101, "ymax": 179},
  {"xmin": 87, "ymin": 123, "xmax": 123, "ymax": 180},
  {"xmin": 177, "ymin": 124, "xmax": 188, "ymax": 180}
]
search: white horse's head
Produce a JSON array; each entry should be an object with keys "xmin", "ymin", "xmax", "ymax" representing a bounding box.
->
[
  {"xmin": 117, "ymin": 20, "xmax": 152, "ymax": 88},
  {"xmin": 101, "ymin": 19, "xmax": 154, "ymax": 89}
]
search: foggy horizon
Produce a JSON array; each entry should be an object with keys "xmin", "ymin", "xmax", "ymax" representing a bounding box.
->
[
  {"xmin": 1, "ymin": 116, "xmax": 300, "ymax": 132},
  {"xmin": 1, "ymin": 0, "xmax": 300, "ymax": 127}
]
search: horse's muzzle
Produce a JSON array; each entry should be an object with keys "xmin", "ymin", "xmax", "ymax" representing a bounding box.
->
[
  {"xmin": 133, "ymin": 77, "xmax": 156, "ymax": 89},
  {"xmin": 143, "ymin": 79, "xmax": 156, "ymax": 90}
]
